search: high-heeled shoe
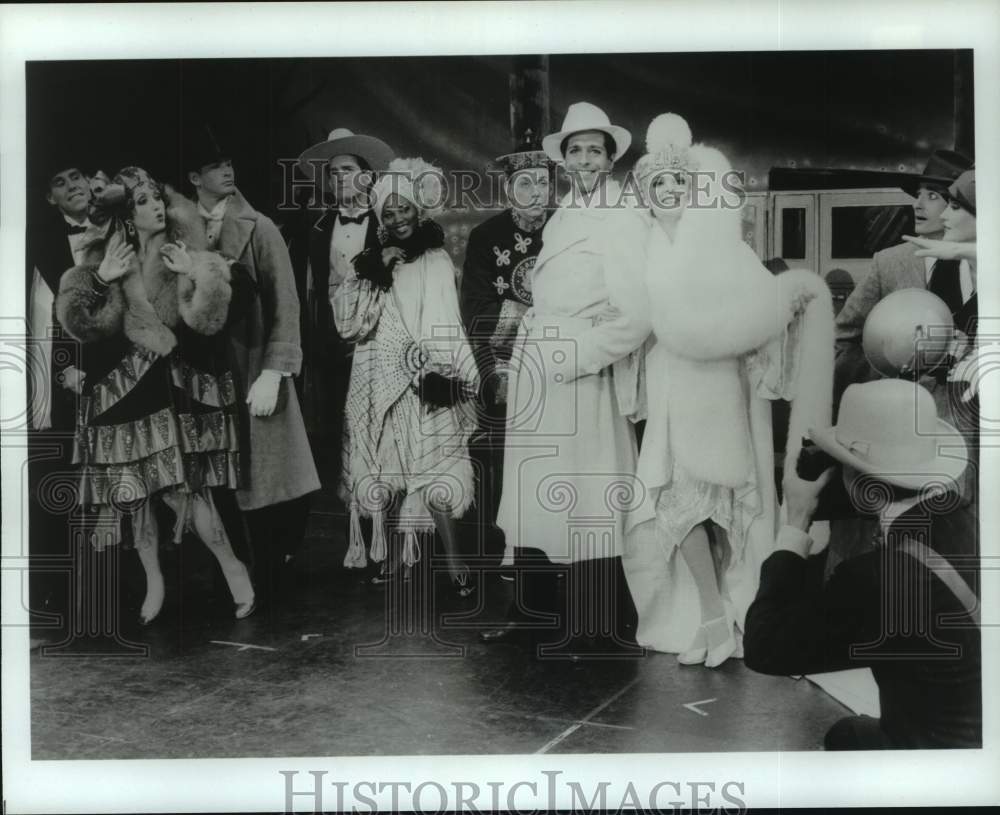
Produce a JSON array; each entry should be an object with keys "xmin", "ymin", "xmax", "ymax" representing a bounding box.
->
[
  {"xmin": 234, "ymin": 596, "xmax": 257, "ymax": 620},
  {"xmin": 677, "ymin": 626, "xmax": 707, "ymax": 665},
  {"xmin": 222, "ymin": 560, "xmax": 256, "ymax": 620},
  {"xmin": 703, "ymin": 616, "xmax": 738, "ymax": 668},
  {"xmin": 138, "ymin": 585, "xmax": 165, "ymax": 627},
  {"xmin": 371, "ymin": 563, "xmax": 410, "ymax": 585},
  {"xmin": 452, "ymin": 566, "xmax": 476, "ymax": 599},
  {"xmin": 138, "ymin": 608, "xmax": 163, "ymax": 627}
]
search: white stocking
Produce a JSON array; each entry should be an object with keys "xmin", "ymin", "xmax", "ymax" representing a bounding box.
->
[{"xmin": 189, "ymin": 496, "xmax": 254, "ymax": 606}]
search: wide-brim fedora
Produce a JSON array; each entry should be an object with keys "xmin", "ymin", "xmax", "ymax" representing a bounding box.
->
[
  {"xmin": 898, "ymin": 148, "xmax": 973, "ymax": 198},
  {"xmin": 298, "ymin": 128, "xmax": 395, "ymax": 174},
  {"xmin": 808, "ymin": 379, "xmax": 968, "ymax": 493},
  {"xmin": 541, "ymin": 102, "xmax": 632, "ymax": 163}
]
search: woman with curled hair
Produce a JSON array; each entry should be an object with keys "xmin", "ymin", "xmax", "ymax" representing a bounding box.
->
[{"xmin": 56, "ymin": 167, "xmax": 256, "ymax": 624}]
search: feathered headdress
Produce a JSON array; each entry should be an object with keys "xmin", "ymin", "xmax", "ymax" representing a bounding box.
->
[{"xmin": 372, "ymin": 157, "xmax": 446, "ymax": 223}]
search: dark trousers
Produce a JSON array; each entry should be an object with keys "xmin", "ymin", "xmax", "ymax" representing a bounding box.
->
[
  {"xmin": 26, "ymin": 429, "xmax": 77, "ymax": 634},
  {"xmin": 824, "ymin": 715, "xmax": 894, "ymax": 750},
  {"xmin": 243, "ymin": 494, "xmax": 311, "ymax": 601},
  {"xmin": 468, "ymin": 402, "xmax": 507, "ymax": 560},
  {"xmin": 506, "ymin": 547, "xmax": 640, "ymax": 656}
]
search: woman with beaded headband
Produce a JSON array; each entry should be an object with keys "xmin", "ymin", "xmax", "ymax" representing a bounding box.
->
[
  {"xmin": 332, "ymin": 157, "xmax": 479, "ymax": 598},
  {"xmin": 56, "ymin": 166, "xmax": 256, "ymax": 624},
  {"xmin": 621, "ymin": 115, "xmax": 835, "ymax": 667}
]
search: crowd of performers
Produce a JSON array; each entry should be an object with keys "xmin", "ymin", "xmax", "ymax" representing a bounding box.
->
[{"xmin": 27, "ymin": 102, "xmax": 981, "ymax": 749}]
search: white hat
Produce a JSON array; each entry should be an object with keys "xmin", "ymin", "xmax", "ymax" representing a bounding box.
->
[
  {"xmin": 297, "ymin": 128, "xmax": 395, "ymax": 173},
  {"xmin": 809, "ymin": 379, "xmax": 968, "ymax": 493},
  {"xmin": 541, "ymin": 102, "xmax": 632, "ymax": 163}
]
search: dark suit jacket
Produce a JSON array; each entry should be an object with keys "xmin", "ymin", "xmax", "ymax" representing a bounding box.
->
[
  {"xmin": 834, "ymin": 242, "xmax": 927, "ymax": 399},
  {"xmin": 744, "ymin": 505, "xmax": 981, "ymax": 749},
  {"xmin": 287, "ymin": 204, "xmax": 380, "ymax": 443},
  {"xmin": 297, "ymin": 207, "xmax": 380, "ymax": 358},
  {"xmin": 26, "ymin": 215, "xmax": 81, "ymax": 431}
]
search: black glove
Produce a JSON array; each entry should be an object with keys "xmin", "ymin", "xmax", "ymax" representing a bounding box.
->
[
  {"xmin": 418, "ymin": 371, "xmax": 471, "ymax": 409},
  {"xmin": 353, "ymin": 248, "xmax": 395, "ymax": 291}
]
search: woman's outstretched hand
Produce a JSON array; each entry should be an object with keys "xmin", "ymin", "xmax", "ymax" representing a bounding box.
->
[
  {"xmin": 161, "ymin": 240, "xmax": 194, "ymax": 275},
  {"xmin": 97, "ymin": 231, "xmax": 135, "ymax": 282},
  {"xmin": 902, "ymin": 235, "xmax": 977, "ymax": 262}
]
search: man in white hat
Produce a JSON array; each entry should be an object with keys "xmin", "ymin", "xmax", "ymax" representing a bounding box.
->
[
  {"xmin": 744, "ymin": 379, "xmax": 981, "ymax": 749},
  {"xmin": 291, "ymin": 129, "xmax": 395, "ymax": 476},
  {"xmin": 482, "ymin": 102, "xmax": 650, "ymax": 658}
]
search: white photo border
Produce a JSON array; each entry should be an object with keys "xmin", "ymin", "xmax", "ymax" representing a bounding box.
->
[{"xmin": 2, "ymin": 1, "xmax": 998, "ymax": 812}]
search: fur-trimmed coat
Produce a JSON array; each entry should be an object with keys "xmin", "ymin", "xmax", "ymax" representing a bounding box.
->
[
  {"xmin": 621, "ymin": 144, "xmax": 835, "ymax": 654},
  {"xmin": 56, "ymin": 190, "xmax": 234, "ymax": 356},
  {"xmin": 53, "ymin": 189, "xmax": 248, "ymax": 514}
]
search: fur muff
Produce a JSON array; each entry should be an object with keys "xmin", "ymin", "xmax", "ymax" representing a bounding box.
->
[{"xmin": 645, "ymin": 142, "xmax": 834, "ymax": 488}]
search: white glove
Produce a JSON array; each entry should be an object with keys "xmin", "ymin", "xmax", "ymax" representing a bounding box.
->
[{"xmin": 246, "ymin": 369, "xmax": 282, "ymax": 417}]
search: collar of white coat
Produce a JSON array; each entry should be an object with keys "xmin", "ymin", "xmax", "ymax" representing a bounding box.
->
[{"xmin": 557, "ymin": 178, "xmax": 623, "ymax": 219}]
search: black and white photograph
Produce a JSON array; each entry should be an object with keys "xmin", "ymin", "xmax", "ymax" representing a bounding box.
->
[{"xmin": 1, "ymin": 1, "xmax": 998, "ymax": 812}]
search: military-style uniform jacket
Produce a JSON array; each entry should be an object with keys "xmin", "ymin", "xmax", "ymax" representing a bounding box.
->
[{"xmin": 460, "ymin": 209, "xmax": 549, "ymax": 401}]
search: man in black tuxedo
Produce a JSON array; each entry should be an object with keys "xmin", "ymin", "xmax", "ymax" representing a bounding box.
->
[
  {"xmin": 26, "ymin": 159, "xmax": 110, "ymax": 644},
  {"xmin": 289, "ymin": 129, "xmax": 394, "ymax": 481}
]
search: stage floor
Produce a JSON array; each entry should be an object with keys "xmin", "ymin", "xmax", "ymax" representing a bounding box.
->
[{"xmin": 29, "ymin": 494, "xmax": 849, "ymax": 759}]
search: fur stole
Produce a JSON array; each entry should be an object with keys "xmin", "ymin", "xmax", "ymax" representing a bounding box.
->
[{"xmin": 57, "ymin": 189, "xmax": 232, "ymax": 355}]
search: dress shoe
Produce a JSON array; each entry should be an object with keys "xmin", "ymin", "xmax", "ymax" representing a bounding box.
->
[{"xmin": 478, "ymin": 620, "xmax": 531, "ymax": 644}]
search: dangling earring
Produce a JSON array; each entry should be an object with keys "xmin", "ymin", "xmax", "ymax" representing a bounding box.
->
[
  {"xmin": 377, "ymin": 224, "xmax": 388, "ymax": 245},
  {"xmin": 126, "ymin": 219, "xmax": 136, "ymax": 237}
]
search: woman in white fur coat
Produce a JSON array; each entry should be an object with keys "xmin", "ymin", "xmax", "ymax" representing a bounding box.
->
[
  {"xmin": 621, "ymin": 116, "xmax": 834, "ymax": 667},
  {"xmin": 56, "ymin": 167, "xmax": 256, "ymax": 624}
]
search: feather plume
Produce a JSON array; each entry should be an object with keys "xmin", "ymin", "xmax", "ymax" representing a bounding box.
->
[{"xmin": 646, "ymin": 113, "xmax": 692, "ymax": 155}]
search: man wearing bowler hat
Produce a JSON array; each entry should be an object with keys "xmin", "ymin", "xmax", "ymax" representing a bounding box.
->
[
  {"xmin": 291, "ymin": 128, "xmax": 394, "ymax": 479},
  {"xmin": 829, "ymin": 149, "xmax": 975, "ymax": 576},
  {"xmin": 184, "ymin": 125, "xmax": 320, "ymax": 607},
  {"xmin": 834, "ymin": 148, "xmax": 973, "ymax": 397},
  {"xmin": 744, "ymin": 379, "xmax": 981, "ymax": 750}
]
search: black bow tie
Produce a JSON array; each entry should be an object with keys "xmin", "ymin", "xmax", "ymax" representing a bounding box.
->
[
  {"xmin": 337, "ymin": 211, "xmax": 371, "ymax": 226},
  {"xmin": 66, "ymin": 224, "xmax": 88, "ymax": 235}
]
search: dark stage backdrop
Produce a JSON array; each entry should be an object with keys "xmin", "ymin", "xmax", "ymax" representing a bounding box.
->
[{"xmin": 26, "ymin": 50, "xmax": 971, "ymax": 231}]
